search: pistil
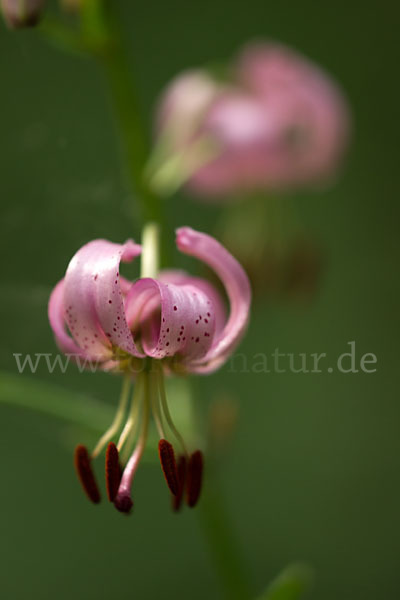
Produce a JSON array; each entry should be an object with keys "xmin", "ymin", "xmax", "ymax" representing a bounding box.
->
[{"xmin": 114, "ymin": 371, "xmax": 150, "ymax": 513}]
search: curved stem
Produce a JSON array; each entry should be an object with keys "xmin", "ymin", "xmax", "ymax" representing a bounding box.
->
[
  {"xmin": 198, "ymin": 465, "xmax": 253, "ymax": 600},
  {"xmin": 82, "ymin": 1, "xmax": 167, "ymax": 232}
]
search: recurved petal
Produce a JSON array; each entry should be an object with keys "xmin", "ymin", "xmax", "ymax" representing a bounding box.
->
[
  {"xmin": 158, "ymin": 269, "xmax": 226, "ymax": 337},
  {"xmin": 48, "ymin": 279, "xmax": 87, "ymax": 357},
  {"xmin": 63, "ymin": 239, "xmax": 143, "ymax": 359},
  {"xmin": 125, "ymin": 278, "xmax": 216, "ymax": 362},
  {"xmin": 176, "ymin": 227, "xmax": 251, "ymax": 372}
]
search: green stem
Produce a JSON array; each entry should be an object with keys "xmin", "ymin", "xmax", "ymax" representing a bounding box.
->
[
  {"xmin": 198, "ymin": 465, "xmax": 253, "ymax": 600},
  {"xmin": 82, "ymin": 1, "xmax": 166, "ymax": 230},
  {"xmin": 140, "ymin": 222, "xmax": 160, "ymax": 279}
]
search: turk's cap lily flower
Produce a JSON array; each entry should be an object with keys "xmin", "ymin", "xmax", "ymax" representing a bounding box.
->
[
  {"xmin": 1, "ymin": 0, "xmax": 45, "ymax": 28},
  {"xmin": 152, "ymin": 40, "xmax": 350, "ymax": 198},
  {"xmin": 49, "ymin": 227, "xmax": 250, "ymax": 373},
  {"xmin": 48, "ymin": 227, "xmax": 251, "ymax": 513}
]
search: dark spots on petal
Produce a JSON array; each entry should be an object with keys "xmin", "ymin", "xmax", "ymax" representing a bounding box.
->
[
  {"xmin": 109, "ymin": 300, "xmax": 112, "ymax": 304},
  {"xmin": 166, "ymin": 328, "xmax": 170, "ymax": 333},
  {"xmin": 166, "ymin": 342, "xmax": 170, "ymax": 346},
  {"xmin": 173, "ymin": 306, "xmax": 177, "ymax": 311},
  {"xmin": 195, "ymin": 320, "xmax": 199, "ymax": 324},
  {"xmin": 207, "ymin": 312, "xmax": 211, "ymax": 317},
  {"xmin": 204, "ymin": 319, "xmax": 208, "ymax": 323},
  {"xmin": 195, "ymin": 337, "xmax": 199, "ymax": 343}
]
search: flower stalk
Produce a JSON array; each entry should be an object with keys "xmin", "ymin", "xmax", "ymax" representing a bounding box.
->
[{"xmin": 34, "ymin": 2, "xmax": 254, "ymax": 595}]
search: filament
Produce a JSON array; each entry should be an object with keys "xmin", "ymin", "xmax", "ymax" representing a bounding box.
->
[
  {"xmin": 117, "ymin": 371, "xmax": 143, "ymax": 454},
  {"xmin": 92, "ymin": 374, "xmax": 131, "ymax": 459},
  {"xmin": 149, "ymin": 367, "xmax": 165, "ymax": 439},
  {"xmin": 155, "ymin": 362, "xmax": 188, "ymax": 456}
]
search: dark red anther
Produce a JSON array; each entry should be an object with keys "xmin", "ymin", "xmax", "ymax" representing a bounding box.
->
[
  {"xmin": 74, "ymin": 444, "xmax": 101, "ymax": 504},
  {"xmin": 105, "ymin": 442, "xmax": 122, "ymax": 502},
  {"xmin": 158, "ymin": 439, "xmax": 179, "ymax": 496},
  {"xmin": 114, "ymin": 494, "xmax": 133, "ymax": 514},
  {"xmin": 172, "ymin": 455, "xmax": 187, "ymax": 512},
  {"xmin": 186, "ymin": 450, "xmax": 204, "ymax": 508}
]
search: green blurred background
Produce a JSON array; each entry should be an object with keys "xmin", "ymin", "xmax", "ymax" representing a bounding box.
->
[{"xmin": 0, "ymin": 1, "xmax": 399, "ymax": 599}]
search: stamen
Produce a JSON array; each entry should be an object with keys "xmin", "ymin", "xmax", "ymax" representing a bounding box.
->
[
  {"xmin": 92, "ymin": 375, "xmax": 131, "ymax": 459},
  {"xmin": 149, "ymin": 367, "xmax": 165, "ymax": 439},
  {"xmin": 117, "ymin": 372, "xmax": 143, "ymax": 456},
  {"xmin": 158, "ymin": 439, "xmax": 179, "ymax": 496},
  {"xmin": 156, "ymin": 362, "xmax": 188, "ymax": 456},
  {"xmin": 186, "ymin": 450, "xmax": 204, "ymax": 508},
  {"xmin": 172, "ymin": 455, "xmax": 187, "ymax": 512},
  {"xmin": 74, "ymin": 444, "xmax": 101, "ymax": 504},
  {"xmin": 105, "ymin": 442, "xmax": 122, "ymax": 502}
]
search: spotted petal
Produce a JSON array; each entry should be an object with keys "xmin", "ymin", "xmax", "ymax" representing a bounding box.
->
[
  {"xmin": 48, "ymin": 279, "xmax": 87, "ymax": 358},
  {"xmin": 176, "ymin": 227, "xmax": 251, "ymax": 372},
  {"xmin": 63, "ymin": 239, "xmax": 143, "ymax": 360},
  {"xmin": 125, "ymin": 278, "xmax": 216, "ymax": 363}
]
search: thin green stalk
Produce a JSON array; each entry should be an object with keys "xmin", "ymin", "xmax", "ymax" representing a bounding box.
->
[
  {"xmin": 198, "ymin": 467, "xmax": 253, "ymax": 600},
  {"xmin": 99, "ymin": 38, "xmax": 162, "ymax": 225},
  {"xmin": 82, "ymin": 1, "xmax": 166, "ymax": 230}
]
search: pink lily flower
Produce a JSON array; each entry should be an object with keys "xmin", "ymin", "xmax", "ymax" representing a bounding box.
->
[
  {"xmin": 48, "ymin": 227, "xmax": 251, "ymax": 513},
  {"xmin": 154, "ymin": 41, "xmax": 350, "ymax": 198}
]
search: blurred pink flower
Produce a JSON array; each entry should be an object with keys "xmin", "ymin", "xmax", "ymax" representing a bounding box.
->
[
  {"xmin": 0, "ymin": 0, "xmax": 45, "ymax": 28},
  {"xmin": 155, "ymin": 41, "xmax": 350, "ymax": 198}
]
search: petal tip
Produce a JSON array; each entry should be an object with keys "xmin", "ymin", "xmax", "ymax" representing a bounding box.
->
[{"xmin": 122, "ymin": 239, "xmax": 142, "ymax": 261}]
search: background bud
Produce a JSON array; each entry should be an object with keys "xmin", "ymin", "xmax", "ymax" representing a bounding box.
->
[{"xmin": 1, "ymin": 0, "xmax": 45, "ymax": 28}]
